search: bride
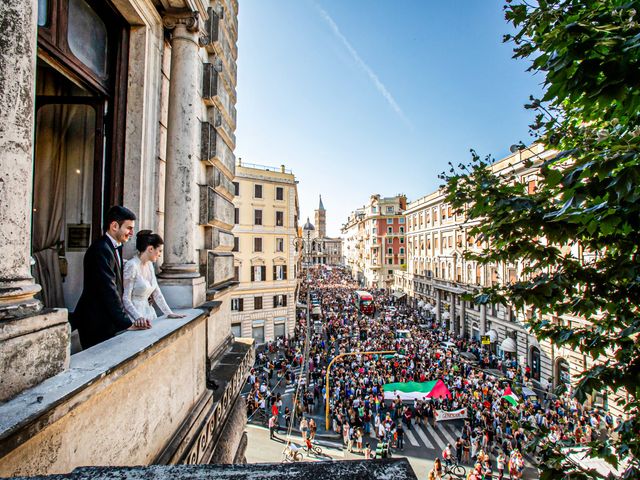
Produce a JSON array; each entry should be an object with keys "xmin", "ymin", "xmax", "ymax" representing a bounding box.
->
[{"xmin": 123, "ymin": 230, "xmax": 185, "ymax": 329}]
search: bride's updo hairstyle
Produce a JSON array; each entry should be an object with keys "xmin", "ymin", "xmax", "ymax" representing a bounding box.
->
[{"xmin": 136, "ymin": 230, "xmax": 164, "ymax": 253}]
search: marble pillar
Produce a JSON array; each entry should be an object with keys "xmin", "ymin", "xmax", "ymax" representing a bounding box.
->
[
  {"xmin": 0, "ymin": 0, "xmax": 69, "ymax": 401},
  {"xmin": 159, "ymin": 12, "xmax": 205, "ymax": 308},
  {"xmin": 0, "ymin": 0, "xmax": 42, "ymax": 319},
  {"xmin": 449, "ymin": 297, "xmax": 456, "ymax": 336}
]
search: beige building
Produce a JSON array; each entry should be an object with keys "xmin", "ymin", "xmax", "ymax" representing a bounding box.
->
[
  {"xmin": 230, "ymin": 162, "xmax": 300, "ymax": 344},
  {"xmin": 0, "ymin": 0, "xmax": 254, "ymax": 474},
  {"xmin": 398, "ymin": 144, "xmax": 616, "ymax": 415},
  {"xmin": 341, "ymin": 194, "xmax": 407, "ymax": 289}
]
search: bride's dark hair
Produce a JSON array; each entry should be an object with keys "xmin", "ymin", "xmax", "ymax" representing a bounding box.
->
[{"xmin": 136, "ymin": 230, "xmax": 164, "ymax": 253}]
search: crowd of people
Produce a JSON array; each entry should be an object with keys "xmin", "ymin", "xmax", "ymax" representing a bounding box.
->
[{"xmin": 244, "ymin": 265, "xmax": 616, "ymax": 479}]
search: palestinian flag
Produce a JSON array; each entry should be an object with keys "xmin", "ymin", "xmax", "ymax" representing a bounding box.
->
[
  {"xmin": 502, "ymin": 386, "xmax": 520, "ymax": 406},
  {"xmin": 383, "ymin": 380, "xmax": 451, "ymax": 401}
]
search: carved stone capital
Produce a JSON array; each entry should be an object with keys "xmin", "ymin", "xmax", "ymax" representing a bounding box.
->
[{"xmin": 163, "ymin": 11, "xmax": 201, "ymax": 33}]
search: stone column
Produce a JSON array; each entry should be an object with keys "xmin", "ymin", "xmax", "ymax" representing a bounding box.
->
[
  {"xmin": 480, "ymin": 304, "xmax": 487, "ymax": 335},
  {"xmin": 0, "ymin": 0, "xmax": 42, "ymax": 319},
  {"xmin": 159, "ymin": 12, "xmax": 205, "ymax": 308},
  {"xmin": 435, "ymin": 289, "xmax": 441, "ymax": 323},
  {"xmin": 449, "ymin": 296, "xmax": 456, "ymax": 336},
  {"xmin": 460, "ymin": 299, "xmax": 466, "ymax": 337},
  {"xmin": 0, "ymin": 0, "xmax": 69, "ymax": 402}
]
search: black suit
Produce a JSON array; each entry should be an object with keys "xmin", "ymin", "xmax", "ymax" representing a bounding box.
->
[{"xmin": 74, "ymin": 235, "xmax": 132, "ymax": 348}]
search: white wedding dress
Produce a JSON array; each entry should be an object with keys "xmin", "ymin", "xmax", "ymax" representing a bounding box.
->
[{"xmin": 123, "ymin": 256, "xmax": 173, "ymax": 321}]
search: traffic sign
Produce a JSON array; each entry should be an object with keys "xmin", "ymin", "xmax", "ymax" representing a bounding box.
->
[{"xmin": 481, "ymin": 335, "xmax": 491, "ymax": 345}]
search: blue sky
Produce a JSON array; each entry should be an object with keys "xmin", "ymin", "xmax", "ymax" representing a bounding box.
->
[{"xmin": 235, "ymin": 0, "xmax": 543, "ymax": 237}]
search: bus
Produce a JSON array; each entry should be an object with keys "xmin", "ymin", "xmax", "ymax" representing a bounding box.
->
[{"xmin": 354, "ymin": 290, "xmax": 375, "ymax": 315}]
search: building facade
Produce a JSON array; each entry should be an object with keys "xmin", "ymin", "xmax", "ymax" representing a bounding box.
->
[
  {"xmin": 230, "ymin": 162, "xmax": 300, "ymax": 344},
  {"xmin": 397, "ymin": 144, "xmax": 615, "ymax": 414},
  {"xmin": 303, "ymin": 196, "xmax": 343, "ymax": 266},
  {"xmin": 341, "ymin": 194, "xmax": 407, "ymax": 289},
  {"xmin": 0, "ymin": 0, "xmax": 253, "ymax": 474}
]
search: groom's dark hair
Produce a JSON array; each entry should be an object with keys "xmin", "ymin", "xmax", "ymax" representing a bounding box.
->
[{"xmin": 104, "ymin": 206, "xmax": 136, "ymax": 231}]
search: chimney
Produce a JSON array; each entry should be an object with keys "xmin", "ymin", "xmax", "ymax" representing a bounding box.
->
[{"xmin": 281, "ymin": 164, "xmax": 285, "ymax": 173}]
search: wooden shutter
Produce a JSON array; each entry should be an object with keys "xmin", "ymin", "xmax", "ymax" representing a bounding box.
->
[
  {"xmin": 238, "ymin": 298, "xmax": 244, "ymax": 312},
  {"xmin": 283, "ymin": 295, "xmax": 287, "ymax": 307},
  {"xmin": 273, "ymin": 295, "xmax": 278, "ymax": 307},
  {"xmin": 283, "ymin": 265, "xmax": 287, "ymax": 280},
  {"xmin": 273, "ymin": 265, "xmax": 277, "ymax": 280},
  {"xmin": 251, "ymin": 267, "xmax": 255, "ymax": 282},
  {"xmin": 261, "ymin": 266, "xmax": 266, "ymax": 281}
]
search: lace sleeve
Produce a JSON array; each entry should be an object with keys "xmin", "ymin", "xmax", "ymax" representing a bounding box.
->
[
  {"xmin": 123, "ymin": 259, "xmax": 143, "ymax": 321},
  {"xmin": 150, "ymin": 266, "xmax": 173, "ymax": 315}
]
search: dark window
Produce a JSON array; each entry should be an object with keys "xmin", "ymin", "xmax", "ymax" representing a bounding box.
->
[
  {"xmin": 254, "ymin": 237, "xmax": 262, "ymax": 252},
  {"xmin": 276, "ymin": 211, "xmax": 284, "ymax": 227},
  {"xmin": 251, "ymin": 265, "xmax": 266, "ymax": 282},
  {"xmin": 234, "ymin": 208, "xmax": 239, "ymax": 224},
  {"xmin": 233, "ymin": 237, "xmax": 239, "ymax": 252},
  {"xmin": 254, "ymin": 184, "xmax": 262, "ymax": 198},
  {"xmin": 231, "ymin": 298, "xmax": 243, "ymax": 311},
  {"xmin": 233, "ymin": 182, "xmax": 240, "ymax": 195},
  {"xmin": 273, "ymin": 294, "xmax": 287, "ymax": 307},
  {"xmin": 254, "ymin": 296, "xmax": 263, "ymax": 310},
  {"xmin": 233, "ymin": 266, "xmax": 239, "ymax": 281},
  {"xmin": 276, "ymin": 187, "xmax": 284, "ymax": 201},
  {"xmin": 254, "ymin": 209, "xmax": 262, "ymax": 225},
  {"xmin": 276, "ymin": 237, "xmax": 284, "ymax": 252}
]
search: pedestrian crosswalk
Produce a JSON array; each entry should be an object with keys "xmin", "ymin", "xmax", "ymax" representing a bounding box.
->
[{"xmin": 368, "ymin": 421, "xmax": 463, "ymax": 453}]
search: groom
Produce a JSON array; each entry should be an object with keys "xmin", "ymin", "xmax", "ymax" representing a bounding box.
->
[{"xmin": 74, "ymin": 205, "xmax": 147, "ymax": 349}]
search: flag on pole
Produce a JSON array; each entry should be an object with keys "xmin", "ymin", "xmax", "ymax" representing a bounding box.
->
[{"xmin": 502, "ymin": 386, "xmax": 520, "ymax": 406}]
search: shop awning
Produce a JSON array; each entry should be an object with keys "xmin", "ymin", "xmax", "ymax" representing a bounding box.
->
[
  {"xmin": 393, "ymin": 291, "xmax": 406, "ymax": 300},
  {"xmin": 484, "ymin": 329, "xmax": 498, "ymax": 343},
  {"xmin": 500, "ymin": 337, "xmax": 517, "ymax": 353}
]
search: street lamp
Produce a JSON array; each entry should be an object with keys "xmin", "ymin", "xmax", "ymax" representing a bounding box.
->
[{"xmin": 324, "ymin": 350, "xmax": 395, "ymax": 430}]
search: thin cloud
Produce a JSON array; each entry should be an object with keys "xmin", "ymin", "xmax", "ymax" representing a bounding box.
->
[{"xmin": 314, "ymin": 3, "xmax": 413, "ymax": 129}]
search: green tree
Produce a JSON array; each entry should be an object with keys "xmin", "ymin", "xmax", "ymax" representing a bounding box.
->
[{"xmin": 441, "ymin": 1, "xmax": 640, "ymax": 478}]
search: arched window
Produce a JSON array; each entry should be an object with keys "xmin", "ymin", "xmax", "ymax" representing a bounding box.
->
[
  {"xmin": 556, "ymin": 358, "xmax": 570, "ymax": 387},
  {"xmin": 530, "ymin": 347, "xmax": 541, "ymax": 381}
]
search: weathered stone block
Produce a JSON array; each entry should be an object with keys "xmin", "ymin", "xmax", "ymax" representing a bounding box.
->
[
  {"xmin": 198, "ymin": 186, "xmax": 233, "ymax": 227},
  {"xmin": 203, "ymin": 227, "xmax": 234, "ymax": 251},
  {"xmin": 199, "ymin": 251, "xmax": 233, "ymax": 289},
  {"xmin": 0, "ymin": 309, "xmax": 69, "ymax": 402}
]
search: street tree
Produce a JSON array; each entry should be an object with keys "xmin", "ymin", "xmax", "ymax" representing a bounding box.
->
[{"xmin": 441, "ymin": 1, "xmax": 640, "ymax": 478}]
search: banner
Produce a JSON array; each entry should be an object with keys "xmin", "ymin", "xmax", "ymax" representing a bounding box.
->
[{"xmin": 434, "ymin": 408, "xmax": 467, "ymax": 422}]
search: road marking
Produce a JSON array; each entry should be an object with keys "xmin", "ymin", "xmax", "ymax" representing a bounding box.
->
[
  {"xmin": 428, "ymin": 424, "xmax": 447, "ymax": 452},
  {"xmin": 439, "ymin": 422, "xmax": 459, "ymax": 447},
  {"xmin": 404, "ymin": 428, "xmax": 420, "ymax": 447},
  {"xmin": 414, "ymin": 424, "xmax": 435, "ymax": 449}
]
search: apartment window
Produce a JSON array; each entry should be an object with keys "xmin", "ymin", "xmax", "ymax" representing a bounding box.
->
[
  {"xmin": 388, "ymin": 258, "xmax": 393, "ymax": 264},
  {"xmin": 233, "ymin": 237, "xmax": 239, "ymax": 252},
  {"xmin": 388, "ymin": 248, "xmax": 393, "ymax": 255},
  {"xmin": 251, "ymin": 265, "xmax": 266, "ymax": 282},
  {"xmin": 372, "ymin": 227, "xmax": 377, "ymax": 234},
  {"xmin": 388, "ymin": 270, "xmax": 393, "ymax": 275},
  {"xmin": 398, "ymin": 217, "xmax": 405, "ymax": 224},
  {"xmin": 273, "ymin": 294, "xmax": 287, "ymax": 307},
  {"xmin": 387, "ymin": 218, "xmax": 393, "ymax": 224},
  {"xmin": 233, "ymin": 181, "xmax": 240, "ymax": 195},
  {"xmin": 274, "ymin": 264, "xmax": 287, "ymax": 280},
  {"xmin": 276, "ymin": 211, "xmax": 284, "ymax": 227},
  {"xmin": 400, "ymin": 237, "xmax": 404, "ymax": 244},
  {"xmin": 386, "ymin": 206, "xmax": 394, "ymax": 213},
  {"xmin": 399, "ymin": 226, "xmax": 404, "ymax": 234},
  {"xmin": 400, "ymin": 248, "xmax": 405, "ymax": 255},
  {"xmin": 233, "ymin": 266, "xmax": 239, "ymax": 282},
  {"xmin": 372, "ymin": 207, "xmax": 377, "ymax": 213},
  {"xmin": 234, "ymin": 208, "xmax": 239, "ymax": 225},
  {"xmin": 254, "ymin": 184, "xmax": 263, "ymax": 198},
  {"xmin": 276, "ymin": 237, "xmax": 284, "ymax": 252},
  {"xmin": 254, "ymin": 237, "xmax": 263, "ymax": 252},
  {"xmin": 276, "ymin": 186, "xmax": 284, "ymax": 200},
  {"xmin": 254, "ymin": 296, "xmax": 263, "ymax": 310},
  {"xmin": 231, "ymin": 298, "xmax": 243, "ymax": 311},
  {"xmin": 528, "ymin": 179, "xmax": 537, "ymax": 194},
  {"xmin": 231, "ymin": 323, "xmax": 241, "ymax": 337},
  {"xmin": 387, "ymin": 227, "xmax": 392, "ymax": 234},
  {"xmin": 254, "ymin": 209, "xmax": 262, "ymax": 225}
]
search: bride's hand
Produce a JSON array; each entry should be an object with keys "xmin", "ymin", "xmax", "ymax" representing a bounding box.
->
[
  {"xmin": 167, "ymin": 312, "xmax": 186, "ymax": 319},
  {"xmin": 129, "ymin": 317, "xmax": 152, "ymax": 330}
]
